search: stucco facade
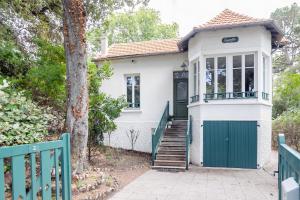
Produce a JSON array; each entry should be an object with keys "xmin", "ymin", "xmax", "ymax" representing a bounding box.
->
[
  {"xmin": 98, "ymin": 53, "xmax": 187, "ymax": 152},
  {"xmin": 94, "ymin": 9, "xmax": 283, "ymax": 169}
]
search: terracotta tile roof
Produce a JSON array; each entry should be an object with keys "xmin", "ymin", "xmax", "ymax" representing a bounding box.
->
[
  {"xmin": 179, "ymin": 9, "xmax": 284, "ymax": 50},
  {"xmin": 94, "ymin": 38, "xmax": 181, "ymax": 61},
  {"xmin": 197, "ymin": 9, "xmax": 265, "ymax": 28}
]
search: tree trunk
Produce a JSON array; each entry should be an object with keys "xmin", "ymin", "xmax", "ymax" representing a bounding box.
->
[{"xmin": 62, "ymin": 0, "xmax": 88, "ymax": 174}]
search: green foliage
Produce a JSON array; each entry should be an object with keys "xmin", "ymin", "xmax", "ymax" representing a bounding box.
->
[
  {"xmin": 0, "ymin": 24, "xmax": 30, "ymax": 76},
  {"xmin": 271, "ymin": 3, "xmax": 300, "ymax": 72},
  {"xmin": 88, "ymin": 62, "xmax": 127, "ymax": 159},
  {"xmin": 22, "ymin": 39, "xmax": 66, "ymax": 108},
  {"xmin": 87, "ymin": 7, "xmax": 179, "ymax": 52},
  {"xmin": 273, "ymin": 72, "xmax": 300, "ymax": 118},
  {"xmin": 273, "ymin": 109, "xmax": 300, "ymax": 151},
  {"xmin": 0, "ymin": 79, "xmax": 54, "ymax": 146}
]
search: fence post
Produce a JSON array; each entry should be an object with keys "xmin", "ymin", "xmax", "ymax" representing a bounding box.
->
[
  {"xmin": 61, "ymin": 133, "xmax": 72, "ymax": 200},
  {"xmin": 278, "ymin": 133, "xmax": 285, "ymax": 200}
]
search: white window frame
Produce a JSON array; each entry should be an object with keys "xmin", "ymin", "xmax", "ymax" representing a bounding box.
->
[
  {"xmin": 205, "ymin": 52, "xmax": 257, "ymax": 95},
  {"xmin": 125, "ymin": 74, "xmax": 140, "ymax": 109},
  {"xmin": 192, "ymin": 59, "xmax": 199, "ymax": 96}
]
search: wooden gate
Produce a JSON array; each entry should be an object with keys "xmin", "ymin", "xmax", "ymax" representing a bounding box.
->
[
  {"xmin": 278, "ymin": 134, "xmax": 300, "ymax": 200},
  {"xmin": 0, "ymin": 133, "xmax": 72, "ymax": 200}
]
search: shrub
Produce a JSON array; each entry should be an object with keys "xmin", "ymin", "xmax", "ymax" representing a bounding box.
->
[
  {"xmin": 0, "ymin": 79, "xmax": 54, "ymax": 146},
  {"xmin": 22, "ymin": 39, "xmax": 66, "ymax": 109},
  {"xmin": 272, "ymin": 108, "xmax": 300, "ymax": 151}
]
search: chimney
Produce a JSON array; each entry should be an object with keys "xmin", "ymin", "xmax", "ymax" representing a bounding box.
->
[{"xmin": 101, "ymin": 35, "xmax": 108, "ymax": 55}]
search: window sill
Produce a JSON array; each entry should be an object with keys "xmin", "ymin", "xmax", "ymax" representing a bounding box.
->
[{"xmin": 122, "ymin": 108, "xmax": 142, "ymax": 113}]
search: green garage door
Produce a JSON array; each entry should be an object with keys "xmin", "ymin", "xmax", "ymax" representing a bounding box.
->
[{"xmin": 203, "ymin": 121, "xmax": 257, "ymax": 169}]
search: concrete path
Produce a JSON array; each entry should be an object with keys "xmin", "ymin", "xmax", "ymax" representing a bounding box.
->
[{"xmin": 109, "ymin": 166, "xmax": 278, "ymax": 200}]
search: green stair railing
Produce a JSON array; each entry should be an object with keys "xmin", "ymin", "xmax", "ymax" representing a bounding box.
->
[
  {"xmin": 278, "ymin": 134, "xmax": 300, "ymax": 200},
  {"xmin": 152, "ymin": 101, "xmax": 169, "ymax": 163},
  {"xmin": 0, "ymin": 133, "xmax": 72, "ymax": 200},
  {"xmin": 186, "ymin": 115, "xmax": 192, "ymax": 170}
]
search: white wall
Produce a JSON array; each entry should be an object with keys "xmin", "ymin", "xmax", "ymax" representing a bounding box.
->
[
  {"xmin": 187, "ymin": 26, "xmax": 273, "ymax": 167},
  {"xmin": 96, "ymin": 53, "xmax": 187, "ymax": 152}
]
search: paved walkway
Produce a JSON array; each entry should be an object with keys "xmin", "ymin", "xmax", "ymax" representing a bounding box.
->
[{"xmin": 109, "ymin": 166, "xmax": 278, "ymax": 200}]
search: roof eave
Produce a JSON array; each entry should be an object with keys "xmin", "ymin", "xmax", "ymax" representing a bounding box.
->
[
  {"xmin": 92, "ymin": 50, "xmax": 183, "ymax": 62},
  {"xmin": 178, "ymin": 20, "xmax": 285, "ymax": 51}
]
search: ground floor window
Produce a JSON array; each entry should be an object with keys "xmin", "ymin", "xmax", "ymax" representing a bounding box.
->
[{"xmin": 126, "ymin": 75, "xmax": 140, "ymax": 108}]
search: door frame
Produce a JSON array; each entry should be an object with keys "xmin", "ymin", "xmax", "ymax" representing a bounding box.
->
[{"xmin": 173, "ymin": 71, "xmax": 189, "ymax": 120}]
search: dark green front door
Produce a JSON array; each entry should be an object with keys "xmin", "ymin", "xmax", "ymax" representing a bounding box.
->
[
  {"xmin": 203, "ymin": 121, "xmax": 257, "ymax": 169},
  {"xmin": 173, "ymin": 71, "xmax": 188, "ymax": 120}
]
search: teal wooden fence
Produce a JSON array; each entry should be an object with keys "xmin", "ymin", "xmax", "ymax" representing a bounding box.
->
[
  {"xmin": 278, "ymin": 134, "xmax": 300, "ymax": 200},
  {"xmin": 185, "ymin": 115, "xmax": 192, "ymax": 169},
  {"xmin": 152, "ymin": 101, "xmax": 169, "ymax": 162},
  {"xmin": 0, "ymin": 133, "xmax": 72, "ymax": 200}
]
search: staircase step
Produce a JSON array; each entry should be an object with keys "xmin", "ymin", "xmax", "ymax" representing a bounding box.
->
[
  {"xmin": 160, "ymin": 143, "xmax": 185, "ymax": 147},
  {"xmin": 152, "ymin": 165, "xmax": 186, "ymax": 172},
  {"xmin": 154, "ymin": 160, "xmax": 186, "ymax": 167},
  {"xmin": 157, "ymin": 150, "xmax": 186, "ymax": 155},
  {"xmin": 156, "ymin": 154, "xmax": 186, "ymax": 161},
  {"xmin": 164, "ymin": 135, "xmax": 186, "ymax": 138},
  {"xmin": 162, "ymin": 138, "xmax": 185, "ymax": 142}
]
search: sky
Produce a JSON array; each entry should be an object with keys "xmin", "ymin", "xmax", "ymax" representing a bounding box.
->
[{"xmin": 148, "ymin": 0, "xmax": 299, "ymax": 36}]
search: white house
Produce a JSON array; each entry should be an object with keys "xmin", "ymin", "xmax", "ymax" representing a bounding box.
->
[{"xmin": 93, "ymin": 9, "xmax": 284, "ymax": 170}]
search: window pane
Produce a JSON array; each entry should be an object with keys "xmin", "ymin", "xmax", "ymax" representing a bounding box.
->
[
  {"xmin": 245, "ymin": 68, "xmax": 254, "ymax": 92},
  {"xmin": 193, "ymin": 63, "xmax": 197, "ymax": 95},
  {"xmin": 218, "ymin": 69, "xmax": 226, "ymax": 93},
  {"xmin": 218, "ymin": 57, "xmax": 226, "ymax": 69},
  {"xmin": 233, "ymin": 55, "xmax": 242, "ymax": 68},
  {"xmin": 176, "ymin": 82, "xmax": 188, "ymax": 100},
  {"xmin": 127, "ymin": 88, "xmax": 132, "ymax": 107},
  {"xmin": 245, "ymin": 54, "xmax": 254, "ymax": 67},
  {"xmin": 206, "ymin": 70, "xmax": 214, "ymax": 94},
  {"xmin": 206, "ymin": 58, "xmax": 214, "ymax": 70},
  {"xmin": 134, "ymin": 85, "xmax": 140, "ymax": 107},
  {"xmin": 134, "ymin": 76, "xmax": 140, "ymax": 86},
  {"xmin": 263, "ymin": 57, "xmax": 266, "ymax": 92},
  {"xmin": 233, "ymin": 69, "xmax": 242, "ymax": 92}
]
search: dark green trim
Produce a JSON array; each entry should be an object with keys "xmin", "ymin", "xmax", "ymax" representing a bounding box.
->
[
  {"xmin": 203, "ymin": 121, "xmax": 257, "ymax": 169},
  {"xmin": 204, "ymin": 91, "xmax": 258, "ymax": 101}
]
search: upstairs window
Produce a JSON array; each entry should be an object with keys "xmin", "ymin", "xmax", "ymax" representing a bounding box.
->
[
  {"xmin": 193, "ymin": 60, "xmax": 200, "ymax": 96},
  {"xmin": 217, "ymin": 57, "xmax": 226, "ymax": 93},
  {"xmin": 126, "ymin": 75, "xmax": 140, "ymax": 108},
  {"xmin": 233, "ymin": 55, "xmax": 242, "ymax": 93},
  {"xmin": 206, "ymin": 58, "xmax": 215, "ymax": 94},
  {"xmin": 245, "ymin": 54, "xmax": 255, "ymax": 92}
]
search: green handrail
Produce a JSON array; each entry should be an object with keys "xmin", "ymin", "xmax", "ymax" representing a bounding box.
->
[
  {"xmin": 152, "ymin": 101, "xmax": 169, "ymax": 163},
  {"xmin": 0, "ymin": 133, "xmax": 72, "ymax": 200},
  {"xmin": 278, "ymin": 134, "xmax": 300, "ymax": 200},
  {"xmin": 186, "ymin": 115, "xmax": 192, "ymax": 170}
]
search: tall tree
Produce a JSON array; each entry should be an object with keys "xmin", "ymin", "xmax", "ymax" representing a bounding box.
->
[
  {"xmin": 271, "ymin": 3, "xmax": 300, "ymax": 73},
  {"xmin": 62, "ymin": 0, "xmax": 89, "ymax": 174},
  {"xmin": 87, "ymin": 8, "xmax": 179, "ymax": 53}
]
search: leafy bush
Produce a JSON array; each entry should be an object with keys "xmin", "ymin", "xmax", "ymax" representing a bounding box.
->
[
  {"xmin": 0, "ymin": 79, "xmax": 54, "ymax": 146},
  {"xmin": 273, "ymin": 72, "xmax": 300, "ymax": 118},
  {"xmin": 87, "ymin": 62, "xmax": 127, "ymax": 160},
  {"xmin": 22, "ymin": 39, "xmax": 66, "ymax": 109},
  {"xmin": 0, "ymin": 24, "xmax": 30, "ymax": 76},
  {"xmin": 273, "ymin": 108, "xmax": 300, "ymax": 151}
]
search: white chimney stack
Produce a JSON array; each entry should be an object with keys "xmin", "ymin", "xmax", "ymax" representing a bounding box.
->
[{"xmin": 101, "ymin": 35, "xmax": 108, "ymax": 55}]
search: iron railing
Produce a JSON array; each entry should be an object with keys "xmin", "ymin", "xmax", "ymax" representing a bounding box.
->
[
  {"xmin": 0, "ymin": 133, "xmax": 72, "ymax": 200},
  {"xmin": 185, "ymin": 115, "xmax": 192, "ymax": 170},
  {"xmin": 278, "ymin": 134, "xmax": 300, "ymax": 200},
  {"xmin": 204, "ymin": 91, "xmax": 258, "ymax": 101},
  {"xmin": 190, "ymin": 95, "xmax": 199, "ymax": 103},
  {"xmin": 262, "ymin": 92, "xmax": 269, "ymax": 100},
  {"xmin": 152, "ymin": 101, "xmax": 169, "ymax": 162}
]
